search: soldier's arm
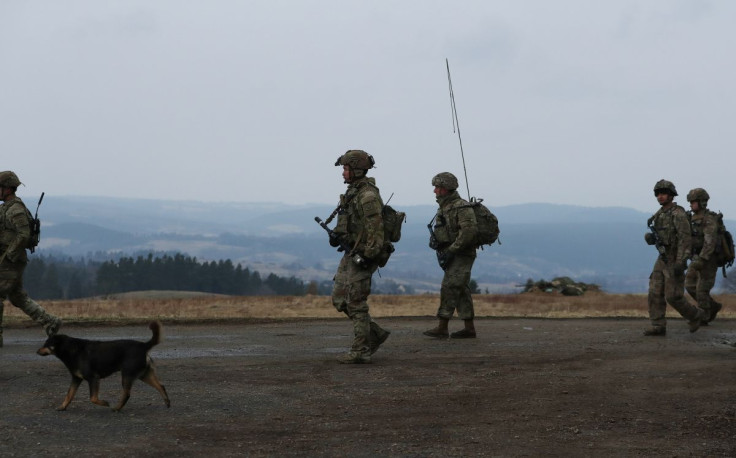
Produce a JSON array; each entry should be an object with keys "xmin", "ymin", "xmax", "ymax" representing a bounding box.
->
[
  {"xmin": 3, "ymin": 206, "xmax": 31, "ymax": 263},
  {"xmin": 674, "ymin": 208, "xmax": 692, "ymax": 265},
  {"xmin": 359, "ymin": 191, "xmax": 384, "ymax": 260},
  {"xmin": 447, "ymin": 204, "xmax": 477, "ymax": 253},
  {"xmin": 699, "ymin": 214, "xmax": 718, "ymax": 261}
]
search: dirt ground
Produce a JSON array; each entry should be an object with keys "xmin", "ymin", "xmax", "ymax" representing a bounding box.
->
[{"xmin": 1, "ymin": 317, "xmax": 735, "ymax": 457}]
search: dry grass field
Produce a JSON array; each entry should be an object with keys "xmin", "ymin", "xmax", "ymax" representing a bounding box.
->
[{"xmin": 4, "ymin": 291, "xmax": 736, "ymax": 324}]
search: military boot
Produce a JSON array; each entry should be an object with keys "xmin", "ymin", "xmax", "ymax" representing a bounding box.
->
[
  {"xmin": 708, "ymin": 302, "xmax": 723, "ymax": 323},
  {"xmin": 43, "ymin": 316, "xmax": 63, "ymax": 337},
  {"xmin": 688, "ymin": 309, "xmax": 706, "ymax": 333},
  {"xmin": 643, "ymin": 326, "xmax": 666, "ymax": 336},
  {"xmin": 369, "ymin": 321, "xmax": 390, "ymax": 355},
  {"xmin": 337, "ymin": 351, "xmax": 371, "ymax": 364},
  {"xmin": 423, "ymin": 318, "xmax": 449, "ymax": 338},
  {"xmin": 451, "ymin": 319, "xmax": 476, "ymax": 339}
]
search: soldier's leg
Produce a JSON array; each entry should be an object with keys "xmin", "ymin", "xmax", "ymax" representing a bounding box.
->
[
  {"xmin": 423, "ymin": 267, "xmax": 458, "ymax": 338},
  {"xmin": 450, "ymin": 255, "xmax": 477, "ymax": 339},
  {"xmin": 369, "ymin": 320, "xmax": 390, "ymax": 355},
  {"xmin": 684, "ymin": 268, "xmax": 699, "ymax": 303},
  {"xmin": 337, "ymin": 262, "xmax": 373, "ymax": 364},
  {"xmin": 696, "ymin": 262, "xmax": 720, "ymax": 323},
  {"xmin": 664, "ymin": 266, "xmax": 704, "ymax": 332},
  {"xmin": 645, "ymin": 259, "xmax": 667, "ymax": 334},
  {"xmin": 331, "ymin": 256, "xmax": 351, "ymax": 314},
  {"xmin": 4, "ymin": 266, "xmax": 62, "ymax": 336},
  {"xmin": 8, "ymin": 288, "xmax": 62, "ymax": 337}
]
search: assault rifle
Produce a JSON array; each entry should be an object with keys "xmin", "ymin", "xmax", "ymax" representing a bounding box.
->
[
  {"xmin": 315, "ymin": 216, "xmax": 367, "ymax": 267},
  {"xmin": 647, "ymin": 219, "xmax": 668, "ymax": 263}
]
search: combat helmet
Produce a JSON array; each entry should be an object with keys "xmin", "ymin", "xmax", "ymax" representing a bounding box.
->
[
  {"xmin": 335, "ymin": 150, "xmax": 374, "ymax": 179},
  {"xmin": 432, "ymin": 172, "xmax": 459, "ymax": 191},
  {"xmin": 653, "ymin": 179, "xmax": 677, "ymax": 197},
  {"xmin": 686, "ymin": 188, "xmax": 710, "ymax": 207},
  {"xmin": 0, "ymin": 171, "xmax": 22, "ymax": 188}
]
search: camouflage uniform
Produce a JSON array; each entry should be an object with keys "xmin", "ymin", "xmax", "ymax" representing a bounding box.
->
[
  {"xmin": 684, "ymin": 188, "xmax": 722, "ymax": 323},
  {"xmin": 330, "ymin": 151, "xmax": 389, "ymax": 363},
  {"xmin": 645, "ymin": 180, "xmax": 704, "ymax": 335},
  {"xmin": 425, "ymin": 172, "xmax": 478, "ymax": 339},
  {"xmin": 0, "ymin": 171, "xmax": 62, "ymax": 346}
]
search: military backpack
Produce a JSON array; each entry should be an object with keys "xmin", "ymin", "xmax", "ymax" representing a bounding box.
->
[
  {"xmin": 1, "ymin": 196, "xmax": 42, "ymax": 253},
  {"xmin": 714, "ymin": 212, "xmax": 735, "ymax": 269},
  {"xmin": 382, "ymin": 204, "xmax": 405, "ymax": 243},
  {"xmin": 466, "ymin": 198, "xmax": 500, "ymax": 248}
]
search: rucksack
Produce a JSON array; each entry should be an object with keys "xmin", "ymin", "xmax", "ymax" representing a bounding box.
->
[
  {"xmin": 382, "ymin": 204, "xmax": 406, "ymax": 243},
  {"xmin": 467, "ymin": 197, "xmax": 499, "ymax": 248},
  {"xmin": 3, "ymin": 194, "xmax": 43, "ymax": 253},
  {"xmin": 714, "ymin": 212, "xmax": 734, "ymax": 269}
]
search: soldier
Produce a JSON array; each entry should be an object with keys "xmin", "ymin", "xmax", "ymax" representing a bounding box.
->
[
  {"xmin": 685, "ymin": 188, "xmax": 723, "ymax": 324},
  {"xmin": 643, "ymin": 179, "xmax": 706, "ymax": 336},
  {"xmin": 424, "ymin": 172, "xmax": 478, "ymax": 339},
  {"xmin": 0, "ymin": 171, "xmax": 62, "ymax": 347},
  {"xmin": 329, "ymin": 150, "xmax": 390, "ymax": 364}
]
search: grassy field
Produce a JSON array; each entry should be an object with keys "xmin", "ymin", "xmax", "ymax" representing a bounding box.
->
[{"xmin": 3, "ymin": 291, "xmax": 735, "ymax": 325}]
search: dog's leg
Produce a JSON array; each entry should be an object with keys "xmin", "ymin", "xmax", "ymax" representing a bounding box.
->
[
  {"xmin": 88, "ymin": 377, "xmax": 109, "ymax": 407},
  {"xmin": 139, "ymin": 365, "xmax": 171, "ymax": 408},
  {"xmin": 57, "ymin": 377, "xmax": 82, "ymax": 411},
  {"xmin": 111, "ymin": 377, "xmax": 134, "ymax": 412}
]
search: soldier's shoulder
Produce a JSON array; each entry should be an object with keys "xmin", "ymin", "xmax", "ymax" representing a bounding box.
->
[
  {"xmin": 671, "ymin": 205, "xmax": 688, "ymax": 216},
  {"xmin": 2, "ymin": 198, "xmax": 28, "ymax": 215},
  {"xmin": 448, "ymin": 197, "xmax": 471, "ymax": 209}
]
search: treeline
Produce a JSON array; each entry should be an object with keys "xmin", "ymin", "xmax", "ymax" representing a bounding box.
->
[{"xmin": 25, "ymin": 253, "xmax": 307, "ymax": 299}]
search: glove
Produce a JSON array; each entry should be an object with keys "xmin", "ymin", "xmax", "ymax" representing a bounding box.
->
[
  {"xmin": 644, "ymin": 232, "xmax": 656, "ymax": 246},
  {"xmin": 689, "ymin": 256, "xmax": 704, "ymax": 271},
  {"xmin": 329, "ymin": 232, "xmax": 341, "ymax": 248},
  {"xmin": 429, "ymin": 236, "xmax": 439, "ymax": 250}
]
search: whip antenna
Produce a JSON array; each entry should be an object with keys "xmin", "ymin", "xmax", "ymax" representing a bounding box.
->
[{"xmin": 446, "ymin": 58, "xmax": 471, "ymax": 200}]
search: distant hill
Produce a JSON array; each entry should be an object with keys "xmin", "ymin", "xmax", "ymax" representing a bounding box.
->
[{"xmin": 29, "ymin": 196, "xmax": 736, "ymax": 293}]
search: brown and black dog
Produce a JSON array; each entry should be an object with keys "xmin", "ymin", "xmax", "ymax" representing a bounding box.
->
[{"xmin": 37, "ymin": 321, "xmax": 170, "ymax": 412}]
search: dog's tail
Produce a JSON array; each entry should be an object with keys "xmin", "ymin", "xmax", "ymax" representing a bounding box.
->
[{"xmin": 146, "ymin": 321, "xmax": 163, "ymax": 350}]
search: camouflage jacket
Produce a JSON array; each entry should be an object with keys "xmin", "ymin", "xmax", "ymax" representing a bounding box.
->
[
  {"xmin": 689, "ymin": 209, "xmax": 718, "ymax": 260},
  {"xmin": 649, "ymin": 203, "xmax": 691, "ymax": 265},
  {"xmin": 334, "ymin": 177, "xmax": 385, "ymax": 260},
  {"xmin": 432, "ymin": 191, "xmax": 477, "ymax": 256},
  {"xmin": 0, "ymin": 196, "xmax": 31, "ymax": 264}
]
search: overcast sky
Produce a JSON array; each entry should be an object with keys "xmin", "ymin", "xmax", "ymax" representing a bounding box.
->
[{"xmin": 2, "ymin": 0, "xmax": 734, "ymax": 216}]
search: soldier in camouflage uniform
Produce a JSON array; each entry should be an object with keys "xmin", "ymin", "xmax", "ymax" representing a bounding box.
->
[
  {"xmin": 643, "ymin": 179, "xmax": 705, "ymax": 336},
  {"xmin": 329, "ymin": 150, "xmax": 390, "ymax": 364},
  {"xmin": 0, "ymin": 171, "xmax": 62, "ymax": 347},
  {"xmin": 424, "ymin": 172, "xmax": 479, "ymax": 339},
  {"xmin": 684, "ymin": 188, "xmax": 723, "ymax": 324}
]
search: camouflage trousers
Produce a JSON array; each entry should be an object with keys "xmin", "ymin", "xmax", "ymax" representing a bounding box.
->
[
  {"xmin": 331, "ymin": 254, "xmax": 386, "ymax": 356},
  {"xmin": 438, "ymin": 253, "xmax": 476, "ymax": 321},
  {"xmin": 0, "ymin": 262, "xmax": 59, "ymax": 334},
  {"xmin": 685, "ymin": 258, "xmax": 721, "ymax": 315},
  {"xmin": 647, "ymin": 257, "xmax": 701, "ymax": 328}
]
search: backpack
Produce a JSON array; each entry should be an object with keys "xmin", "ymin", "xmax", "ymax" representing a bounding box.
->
[
  {"xmin": 714, "ymin": 212, "xmax": 735, "ymax": 269},
  {"xmin": 3, "ymin": 195, "xmax": 42, "ymax": 253},
  {"xmin": 382, "ymin": 204, "xmax": 406, "ymax": 243},
  {"xmin": 374, "ymin": 204, "xmax": 405, "ymax": 268},
  {"xmin": 467, "ymin": 197, "xmax": 499, "ymax": 248}
]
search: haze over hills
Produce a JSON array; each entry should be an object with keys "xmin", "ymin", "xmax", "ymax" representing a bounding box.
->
[{"xmin": 30, "ymin": 196, "xmax": 735, "ymax": 293}]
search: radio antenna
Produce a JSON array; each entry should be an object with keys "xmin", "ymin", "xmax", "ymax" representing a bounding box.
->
[{"xmin": 446, "ymin": 58, "xmax": 471, "ymax": 200}]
